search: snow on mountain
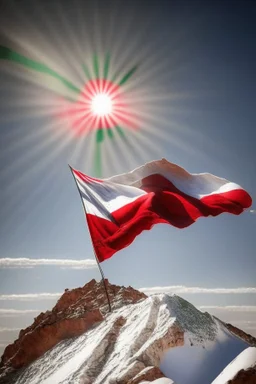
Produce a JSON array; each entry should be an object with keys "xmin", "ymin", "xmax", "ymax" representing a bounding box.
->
[
  {"xmin": 212, "ymin": 347, "xmax": 256, "ymax": 384},
  {"xmin": 141, "ymin": 379, "xmax": 175, "ymax": 384},
  {"xmin": 159, "ymin": 295, "xmax": 249, "ymax": 384},
  {"xmin": 0, "ymin": 280, "xmax": 254, "ymax": 384}
]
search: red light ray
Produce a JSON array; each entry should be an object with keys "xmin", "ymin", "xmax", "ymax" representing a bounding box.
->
[{"xmin": 59, "ymin": 78, "xmax": 138, "ymax": 136}]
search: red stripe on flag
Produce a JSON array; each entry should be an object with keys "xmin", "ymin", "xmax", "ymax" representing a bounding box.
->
[{"xmin": 72, "ymin": 169, "xmax": 103, "ymax": 184}]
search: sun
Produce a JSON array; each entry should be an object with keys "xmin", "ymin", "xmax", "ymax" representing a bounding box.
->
[
  {"xmin": 60, "ymin": 78, "xmax": 138, "ymax": 138},
  {"xmin": 91, "ymin": 93, "xmax": 113, "ymax": 116}
]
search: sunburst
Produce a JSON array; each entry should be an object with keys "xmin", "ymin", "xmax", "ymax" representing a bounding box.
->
[{"xmin": 0, "ymin": 46, "xmax": 139, "ymax": 176}]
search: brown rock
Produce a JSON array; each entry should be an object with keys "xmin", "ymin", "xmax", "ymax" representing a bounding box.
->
[
  {"xmin": 2, "ymin": 310, "xmax": 103, "ymax": 369},
  {"xmin": 227, "ymin": 367, "xmax": 256, "ymax": 384},
  {"xmin": 127, "ymin": 366, "xmax": 166, "ymax": 383},
  {"xmin": 0, "ymin": 279, "xmax": 147, "ymax": 373},
  {"xmin": 137, "ymin": 323, "xmax": 184, "ymax": 368},
  {"xmin": 224, "ymin": 323, "xmax": 256, "ymax": 346}
]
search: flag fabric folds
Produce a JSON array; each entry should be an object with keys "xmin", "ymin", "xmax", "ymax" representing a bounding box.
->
[{"xmin": 71, "ymin": 159, "xmax": 252, "ymax": 262}]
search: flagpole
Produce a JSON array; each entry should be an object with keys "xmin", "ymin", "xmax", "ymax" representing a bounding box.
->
[
  {"xmin": 68, "ymin": 165, "xmax": 112, "ymax": 312},
  {"xmin": 93, "ymin": 249, "xmax": 112, "ymax": 312}
]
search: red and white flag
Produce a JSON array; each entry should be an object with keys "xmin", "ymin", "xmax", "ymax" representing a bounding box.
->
[{"xmin": 71, "ymin": 159, "xmax": 252, "ymax": 262}]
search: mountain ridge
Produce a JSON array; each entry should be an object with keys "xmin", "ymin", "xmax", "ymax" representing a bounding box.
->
[{"xmin": 0, "ymin": 279, "xmax": 255, "ymax": 384}]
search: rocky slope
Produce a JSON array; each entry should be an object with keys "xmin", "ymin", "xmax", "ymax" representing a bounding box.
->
[
  {"xmin": 0, "ymin": 280, "xmax": 255, "ymax": 384},
  {"xmin": 126, "ymin": 367, "xmax": 166, "ymax": 384},
  {"xmin": 0, "ymin": 279, "xmax": 146, "ymax": 373},
  {"xmin": 228, "ymin": 368, "xmax": 256, "ymax": 384},
  {"xmin": 224, "ymin": 323, "xmax": 256, "ymax": 347}
]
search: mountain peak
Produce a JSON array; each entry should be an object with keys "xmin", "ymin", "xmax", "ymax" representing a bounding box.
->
[
  {"xmin": 161, "ymin": 294, "xmax": 217, "ymax": 343},
  {"xmin": 53, "ymin": 278, "xmax": 147, "ymax": 314},
  {"xmin": 0, "ymin": 279, "xmax": 146, "ymax": 376},
  {"xmin": 0, "ymin": 280, "xmax": 255, "ymax": 384}
]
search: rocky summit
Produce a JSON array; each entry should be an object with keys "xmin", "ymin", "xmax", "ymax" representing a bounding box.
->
[{"xmin": 0, "ymin": 279, "xmax": 146, "ymax": 373}]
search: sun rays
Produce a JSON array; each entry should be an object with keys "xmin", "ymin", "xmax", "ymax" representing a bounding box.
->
[{"xmin": 0, "ymin": 0, "xmax": 195, "ymax": 224}]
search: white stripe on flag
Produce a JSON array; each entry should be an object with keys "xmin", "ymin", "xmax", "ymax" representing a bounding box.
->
[{"xmin": 74, "ymin": 172, "xmax": 146, "ymax": 219}]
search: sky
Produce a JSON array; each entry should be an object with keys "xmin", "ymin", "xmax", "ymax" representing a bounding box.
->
[{"xmin": 0, "ymin": 0, "xmax": 255, "ymax": 356}]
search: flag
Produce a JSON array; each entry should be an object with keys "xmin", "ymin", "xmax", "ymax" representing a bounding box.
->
[{"xmin": 70, "ymin": 159, "xmax": 252, "ymax": 262}]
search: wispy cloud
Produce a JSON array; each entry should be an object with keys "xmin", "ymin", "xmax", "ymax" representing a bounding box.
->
[
  {"xmin": 140, "ymin": 286, "xmax": 256, "ymax": 295},
  {"xmin": 0, "ymin": 258, "xmax": 97, "ymax": 269},
  {"xmin": 0, "ymin": 309, "xmax": 41, "ymax": 316},
  {"xmin": 0, "ymin": 293, "xmax": 61, "ymax": 301},
  {"xmin": 250, "ymin": 209, "xmax": 256, "ymax": 214},
  {"xmin": 0, "ymin": 328, "xmax": 20, "ymax": 333},
  {"xmin": 199, "ymin": 305, "xmax": 256, "ymax": 312},
  {"xmin": 232, "ymin": 321, "xmax": 256, "ymax": 325},
  {"xmin": 1, "ymin": 286, "xmax": 256, "ymax": 302}
]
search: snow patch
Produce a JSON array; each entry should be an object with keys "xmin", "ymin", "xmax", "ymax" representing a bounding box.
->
[
  {"xmin": 212, "ymin": 347, "xmax": 256, "ymax": 383},
  {"xmin": 141, "ymin": 379, "xmax": 175, "ymax": 384}
]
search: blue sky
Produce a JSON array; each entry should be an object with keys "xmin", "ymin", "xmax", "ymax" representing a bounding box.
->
[{"xmin": 0, "ymin": 0, "xmax": 255, "ymax": 354}]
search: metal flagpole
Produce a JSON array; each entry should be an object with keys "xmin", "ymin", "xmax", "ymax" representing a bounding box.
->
[
  {"xmin": 93, "ymin": 249, "xmax": 112, "ymax": 312},
  {"xmin": 68, "ymin": 165, "xmax": 112, "ymax": 312}
]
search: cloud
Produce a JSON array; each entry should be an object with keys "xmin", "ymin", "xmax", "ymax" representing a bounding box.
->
[
  {"xmin": 0, "ymin": 328, "xmax": 20, "ymax": 333},
  {"xmin": 0, "ymin": 293, "xmax": 61, "ymax": 301},
  {"xmin": 139, "ymin": 286, "xmax": 256, "ymax": 295},
  {"xmin": 1, "ymin": 286, "xmax": 256, "ymax": 302},
  {"xmin": 198, "ymin": 305, "xmax": 256, "ymax": 312},
  {"xmin": 0, "ymin": 309, "xmax": 41, "ymax": 316},
  {"xmin": 231, "ymin": 321, "xmax": 256, "ymax": 325},
  {"xmin": 0, "ymin": 258, "xmax": 97, "ymax": 269},
  {"xmin": 250, "ymin": 210, "xmax": 256, "ymax": 214}
]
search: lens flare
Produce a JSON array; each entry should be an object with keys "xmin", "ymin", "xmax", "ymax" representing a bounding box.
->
[
  {"xmin": 91, "ymin": 93, "xmax": 112, "ymax": 116},
  {"xmin": 0, "ymin": 0, "xmax": 192, "ymax": 186}
]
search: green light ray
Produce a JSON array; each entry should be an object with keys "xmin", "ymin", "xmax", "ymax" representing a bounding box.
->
[
  {"xmin": 107, "ymin": 128, "xmax": 114, "ymax": 139},
  {"xmin": 116, "ymin": 125, "xmax": 126, "ymax": 138},
  {"xmin": 94, "ymin": 143, "xmax": 102, "ymax": 177},
  {"xmin": 96, "ymin": 128, "xmax": 104, "ymax": 143},
  {"xmin": 118, "ymin": 65, "xmax": 138, "ymax": 86},
  {"xmin": 0, "ymin": 45, "xmax": 80, "ymax": 94},
  {"xmin": 94, "ymin": 129, "xmax": 105, "ymax": 177}
]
